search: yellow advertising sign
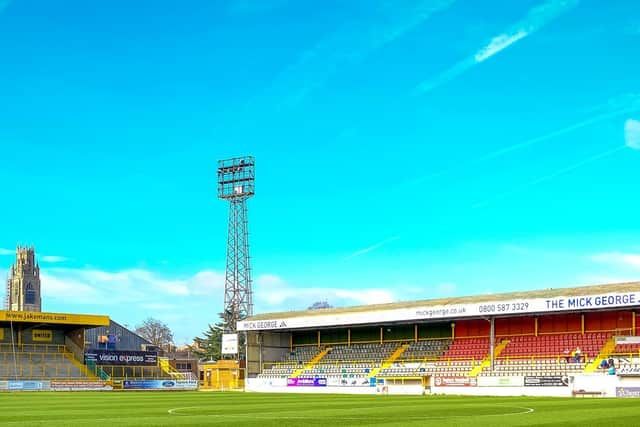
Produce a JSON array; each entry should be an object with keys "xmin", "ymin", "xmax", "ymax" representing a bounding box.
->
[
  {"xmin": 0, "ymin": 310, "xmax": 109, "ymax": 326},
  {"xmin": 32, "ymin": 329, "xmax": 53, "ymax": 342}
]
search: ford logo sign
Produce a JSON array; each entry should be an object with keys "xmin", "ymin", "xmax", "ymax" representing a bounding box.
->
[{"xmin": 162, "ymin": 381, "xmax": 175, "ymax": 387}]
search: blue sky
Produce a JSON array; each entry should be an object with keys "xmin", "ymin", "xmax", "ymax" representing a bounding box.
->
[{"xmin": 1, "ymin": 0, "xmax": 639, "ymax": 344}]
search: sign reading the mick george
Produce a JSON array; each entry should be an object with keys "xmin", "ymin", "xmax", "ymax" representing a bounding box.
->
[
  {"xmin": 84, "ymin": 350, "xmax": 157, "ymax": 366},
  {"xmin": 238, "ymin": 291, "xmax": 640, "ymax": 331}
]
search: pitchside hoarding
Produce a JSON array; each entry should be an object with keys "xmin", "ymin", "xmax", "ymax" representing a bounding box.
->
[
  {"xmin": 617, "ymin": 366, "xmax": 640, "ymax": 376},
  {"xmin": 122, "ymin": 379, "xmax": 198, "ymax": 390},
  {"xmin": 434, "ymin": 377, "xmax": 477, "ymax": 387},
  {"xmin": 524, "ymin": 376, "xmax": 569, "ymax": 387},
  {"xmin": 616, "ymin": 387, "xmax": 640, "ymax": 397},
  {"xmin": 84, "ymin": 349, "xmax": 157, "ymax": 366},
  {"xmin": 238, "ymin": 291, "xmax": 640, "ymax": 331},
  {"xmin": 0, "ymin": 380, "xmax": 50, "ymax": 391},
  {"xmin": 50, "ymin": 380, "xmax": 112, "ymax": 391},
  {"xmin": 477, "ymin": 376, "xmax": 524, "ymax": 387},
  {"xmin": 287, "ymin": 377, "xmax": 327, "ymax": 387}
]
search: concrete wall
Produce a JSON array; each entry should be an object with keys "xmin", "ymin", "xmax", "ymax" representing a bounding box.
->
[{"xmin": 246, "ymin": 331, "xmax": 291, "ymax": 377}]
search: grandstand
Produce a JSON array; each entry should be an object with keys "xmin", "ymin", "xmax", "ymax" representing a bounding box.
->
[
  {"xmin": 0, "ymin": 309, "xmax": 193, "ymax": 391},
  {"xmin": 241, "ymin": 281, "xmax": 640, "ymax": 396},
  {"xmin": 0, "ymin": 310, "xmax": 109, "ymax": 383},
  {"xmin": 0, "ymin": 343, "xmax": 88, "ymax": 379}
]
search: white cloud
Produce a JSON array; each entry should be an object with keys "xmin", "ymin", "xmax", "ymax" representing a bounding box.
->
[
  {"xmin": 254, "ymin": 280, "xmax": 395, "ymax": 310},
  {"xmin": 251, "ymin": 273, "xmax": 441, "ymax": 313},
  {"xmin": 35, "ymin": 266, "xmax": 228, "ymax": 345},
  {"xmin": 255, "ymin": 273, "xmax": 285, "ymax": 287},
  {"xmin": 343, "ymin": 236, "xmax": 400, "ymax": 260},
  {"xmin": 475, "ymin": 30, "xmax": 528, "ymax": 62},
  {"xmin": 435, "ymin": 282, "xmax": 457, "ymax": 297},
  {"xmin": 416, "ymin": 0, "xmax": 578, "ymax": 93},
  {"xmin": 0, "ymin": 248, "xmax": 14, "ymax": 256},
  {"xmin": 625, "ymin": 119, "xmax": 640, "ymax": 149},
  {"xmin": 39, "ymin": 267, "xmax": 228, "ymax": 310},
  {"xmin": 41, "ymin": 255, "xmax": 68, "ymax": 263},
  {"xmin": 591, "ymin": 252, "xmax": 640, "ymax": 269}
]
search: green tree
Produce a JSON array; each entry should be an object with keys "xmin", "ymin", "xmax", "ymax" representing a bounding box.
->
[{"xmin": 191, "ymin": 320, "xmax": 224, "ymax": 361}]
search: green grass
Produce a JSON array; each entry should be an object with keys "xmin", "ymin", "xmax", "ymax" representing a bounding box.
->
[{"xmin": 0, "ymin": 392, "xmax": 639, "ymax": 426}]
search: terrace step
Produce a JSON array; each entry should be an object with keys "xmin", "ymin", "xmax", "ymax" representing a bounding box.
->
[
  {"xmin": 369, "ymin": 344, "xmax": 409, "ymax": 378},
  {"xmin": 290, "ymin": 347, "xmax": 330, "ymax": 378},
  {"xmin": 469, "ymin": 339, "xmax": 510, "ymax": 377},
  {"xmin": 584, "ymin": 336, "xmax": 616, "ymax": 373}
]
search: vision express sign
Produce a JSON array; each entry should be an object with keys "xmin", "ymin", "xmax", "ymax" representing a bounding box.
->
[{"xmin": 85, "ymin": 350, "xmax": 158, "ymax": 366}]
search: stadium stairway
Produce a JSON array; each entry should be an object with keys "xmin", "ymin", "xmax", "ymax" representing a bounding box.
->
[
  {"xmin": 368, "ymin": 343, "xmax": 409, "ymax": 378},
  {"xmin": 159, "ymin": 357, "xmax": 189, "ymax": 379},
  {"xmin": 583, "ymin": 336, "xmax": 616, "ymax": 373},
  {"xmin": 469, "ymin": 339, "xmax": 510, "ymax": 377},
  {"xmin": 63, "ymin": 350, "xmax": 97, "ymax": 379},
  {"xmin": 290, "ymin": 347, "xmax": 331, "ymax": 378}
]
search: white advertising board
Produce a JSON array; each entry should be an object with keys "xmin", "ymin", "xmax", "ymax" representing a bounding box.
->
[
  {"xmin": 222, "ymin": 333, "xmax": 239, "ymax": 354},
  {"xmin": 238, "ymin": 291, "xmax": 640, "ymax": 331}
]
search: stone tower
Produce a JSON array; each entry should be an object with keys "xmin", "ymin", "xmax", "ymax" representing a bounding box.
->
[{"xmin": 4, "ymin": 245, "xmax": 42, "ymax": 312}]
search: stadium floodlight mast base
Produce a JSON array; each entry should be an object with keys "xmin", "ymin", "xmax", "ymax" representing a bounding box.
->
[{"xmin": 217, "ymin": 156, "xmax": 255, "ymax": 337}]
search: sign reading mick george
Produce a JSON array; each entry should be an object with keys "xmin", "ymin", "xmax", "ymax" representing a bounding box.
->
[{"xmin": 84, "ymin": 350, "xmax": 158, "ymax": 366}]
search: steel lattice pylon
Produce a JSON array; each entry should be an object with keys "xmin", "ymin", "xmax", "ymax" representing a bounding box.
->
[
  {"xmin": 223, "ymin": 198, "xmax": 253, "ymax": 331},
  {"xmin": 218, "ymin": 156, "xmax": 255, "ymax": 333}
]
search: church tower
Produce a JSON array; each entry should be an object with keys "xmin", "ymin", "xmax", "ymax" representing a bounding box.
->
[{"xmin": 4, "ymin": 245, "xmax": 42, "ymax": 312}]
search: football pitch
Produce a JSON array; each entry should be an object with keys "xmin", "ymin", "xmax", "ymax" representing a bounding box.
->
[{"xmin": 0, "ymin": 392, "xmax": 639, "ymax": 426}]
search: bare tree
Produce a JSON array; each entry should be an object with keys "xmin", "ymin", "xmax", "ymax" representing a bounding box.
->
[{"xmin": 135, "ymin": 317, "xmax": 174, "ymax": 350}]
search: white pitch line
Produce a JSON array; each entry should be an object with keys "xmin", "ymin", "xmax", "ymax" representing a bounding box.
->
[{"xmin": 167, "ymin": 405, "xmax": 535, "ymax": 420}]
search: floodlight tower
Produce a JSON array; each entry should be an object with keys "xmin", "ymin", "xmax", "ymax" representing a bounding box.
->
[{"xmin": 218, "ymin": 156, "xmax": 255, "ymax": 333}]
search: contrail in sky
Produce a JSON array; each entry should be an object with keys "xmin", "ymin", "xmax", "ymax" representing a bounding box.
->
[
  {"xmin": 272, "ymin": 0, "xmax": 456, "ymax": 108},
  {"xmin": 472, "ymin": 144, "xmax": 627, "ymax": 208},
  {"xmin": 411, "ymin": 101, "xmax": 640, "ymax": 186},
  {"xmin": 343, "ymin": 236, "xmax": 400, "ymax": 260},
  {"xmin": 415, "ymin": 0, "xmax": 579, "ymax": 94}
]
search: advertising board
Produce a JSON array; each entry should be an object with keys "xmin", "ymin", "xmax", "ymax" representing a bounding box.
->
[
  {"xmin": 616, "ymin": 336, "xmax": 640, "ymax": 344},
  {"xmin": 477, "ymin": 376, "xmax": 524, "ymax": 387},
  {"xmin": 50, "ymin": 380, "xmax": 113, "ymax": 391},
  {"xmin": 326, "ymin": 377, "xmax": 373, "ymax": 387},
  {"xmin": 617, "ymin": 366, "xmax": 640, "ymax": 376},
  {"xmin": 287, "ymin": 377, "xmax": 327, "ymax": 387},
  {"xmin": 616, "ymin": 387, "xmax": 640, "ymax": 398},
  {"xmin": 238, "ymin": 291, "xmax": 640, "ymax": 331},
  {"xmin": 85, "ymin": 349, "xmax": 157, "ymax": 366},
  {"xmin": 32, "ymin": 329, "xmax": 53, "ymax": 342},
  {"xmin": 221, "ymin": 333, "xmax": 238, "ymax": 354},
  {"xmin": 524, "ymin": 376, "xmax": 569, "ymax": 387},
  {"xmin": 433, "ymin": 377, "xmax": 477, "ymax": 387},
  {"xmin": 0, "ymin": 380, "xmax": 50, "ymax": 391},
  {"xmin": 122, "ymin": 379, "xmax": 198, "ymax": 390}
]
